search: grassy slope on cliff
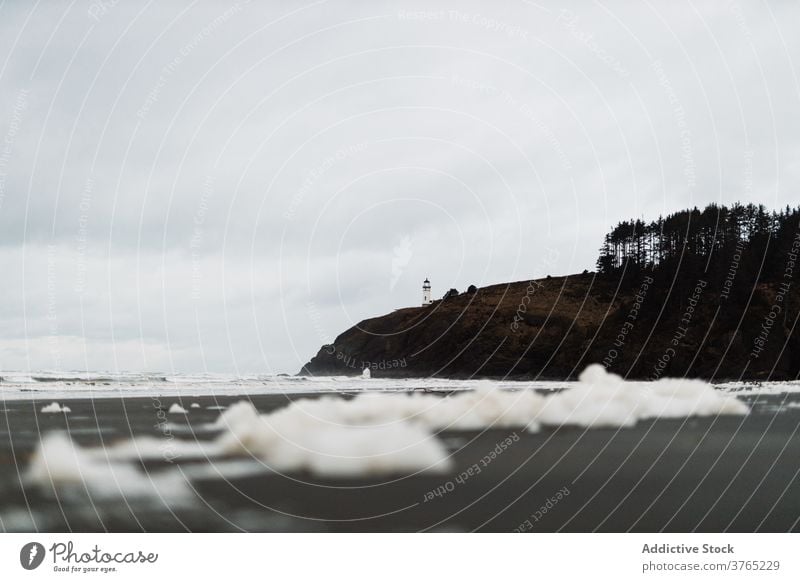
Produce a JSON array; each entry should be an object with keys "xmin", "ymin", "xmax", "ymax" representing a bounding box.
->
[{"xmin": 302, "ymin": 272, "xmax": 800, "ymax": 380}]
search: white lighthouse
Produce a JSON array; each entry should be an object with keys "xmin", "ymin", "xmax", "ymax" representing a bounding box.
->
[{"xmin": 422, "ymin": 278, "xmax": 432, "ymax": 305}]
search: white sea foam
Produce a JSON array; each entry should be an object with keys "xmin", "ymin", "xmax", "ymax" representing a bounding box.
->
[
  {"xmin": 99, "ymin": 399, "xmax": 453, "ymax": 477},
  {"xmin": 536, "ymin": 365, "xmax": 748, "ymax": 428},
  {"xmin": 27, "ymin": 433, "xmax": 187, "ymax": 499},
  {"xmin": 214, "ymin": 401, "xmax": 450, "ymax": 476},
  {"xmin": 168, "ymin": 403, "xmax": 188, "ymax": 414},
  {"xmin": 22, "ymin": 365, "xmax": 751, "ymax": 481},
  {"xmin": 40, "ymin": 402, "xmax": 71, "ymax": 414},
  {"xmin": 275, "ymin": 388, "xmax": 545, "ymax": 432},
  {"xmin": 235, "ymin": 366, "xmax": 747, "ymax": 433},
  {"xmin": 211, "ymin": 399, "xmax": 261, "ymax": 434},
  {"xmin": 202, "ymin": 366, "xmax": 747, "ymax": 475}
]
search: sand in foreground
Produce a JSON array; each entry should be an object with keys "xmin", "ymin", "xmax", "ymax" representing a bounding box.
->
[{"xmin": 1, "ymin": 392, "xmax": 798, "ymax": 532}]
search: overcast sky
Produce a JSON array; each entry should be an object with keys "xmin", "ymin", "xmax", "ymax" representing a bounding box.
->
[{"xmin": 0, "ymin": 0, "xmax": 798, "ymax": 374}]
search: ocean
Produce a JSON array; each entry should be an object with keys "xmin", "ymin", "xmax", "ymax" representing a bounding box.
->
[{"xmin": 1, "ymin": 372, "xmax": 799, "ymax": 532}]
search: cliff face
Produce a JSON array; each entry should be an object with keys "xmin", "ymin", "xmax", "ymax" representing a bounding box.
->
[{"xmin": 301, "ymin": 273, "xmax": 800, "ymax": 381}]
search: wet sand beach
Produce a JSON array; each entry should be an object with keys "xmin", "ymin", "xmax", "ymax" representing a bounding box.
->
[{"xmin": 1, "ymin": 391, "xmax": 799, "ymax": 532}]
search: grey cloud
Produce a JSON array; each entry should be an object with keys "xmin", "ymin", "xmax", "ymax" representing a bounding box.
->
[{"xmin": 0, "ymin": 0, "xmax": 798, "ymax": 372}]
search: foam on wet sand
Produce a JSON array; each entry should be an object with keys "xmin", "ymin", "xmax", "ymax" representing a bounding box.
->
[
  {"xmin": 40, "ymin": 402, "xmax": 71, "ymax": 414},
  {"xmin": 25, "ymin": 365, "xmax": 749, "ymax": 493},
  {"xmin": 27, "ymin": 433, "xmax": 188, "ymax": 499}
]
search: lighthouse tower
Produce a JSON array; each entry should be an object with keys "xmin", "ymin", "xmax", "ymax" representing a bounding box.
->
[{"xmin": 422, "ymin": 278, "xmax": 432, "ymax": 306}]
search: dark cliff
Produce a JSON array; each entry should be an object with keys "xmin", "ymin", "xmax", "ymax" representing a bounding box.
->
[{"xmin": 301, "ymin": 272, "xmax": 800, "ymax": 381}]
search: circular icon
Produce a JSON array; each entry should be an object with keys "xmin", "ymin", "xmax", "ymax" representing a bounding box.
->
[{"xmin": 19, "ymin": 542, "xmax": 46, "ymax": 570}]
